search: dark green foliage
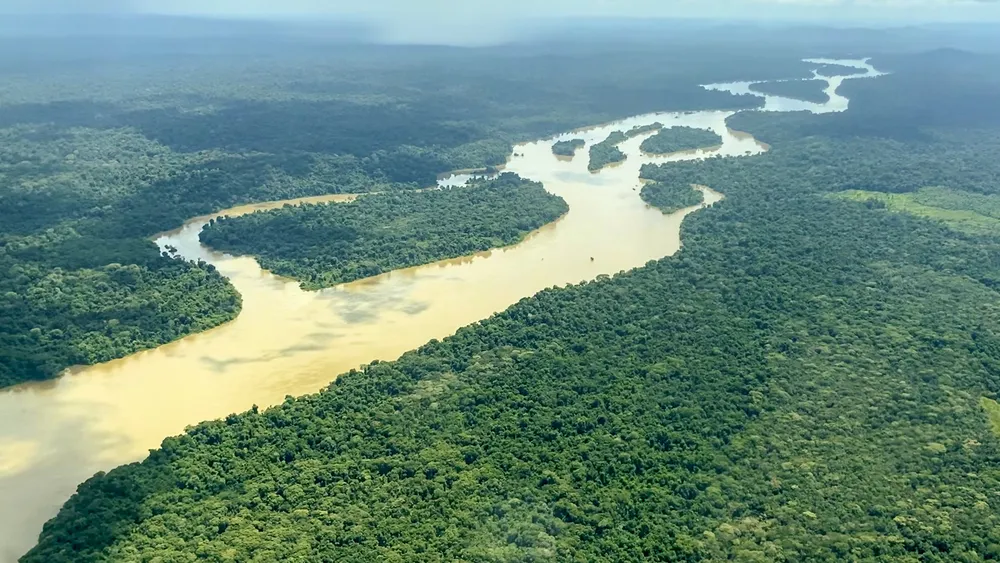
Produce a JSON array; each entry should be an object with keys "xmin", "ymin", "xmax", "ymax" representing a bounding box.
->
[
  {"xmin": 639, "ymin": 126, "xmax": 723, "ymax": 155},
  {"xmin": 749, "ymin": 79, "xmax": 830, "ymax": 103},
  {"xmin": 588, "ymin": 131, "xmax": 627, "ymax": 171},
  {"xmin": 552, "ymin": 138, "xmax": 585, "ymax": 157},
  {"xmin": 25, "ymin": 50, "xmax": 1000, "ymax": 561},
  {"xmin": 640, "ymin": 182, "xmax": 704, "ymax": 214},
  {"xmin": 199, "ymin": 174, "xmax": 568, "ymax": 288},
  {"xmin": 732, "ymin": 51, "xmax": 1000, "ymax": 143},
  {"xmin": 0, "ymin": 251, "xmax": 240, "ymax": 388}
]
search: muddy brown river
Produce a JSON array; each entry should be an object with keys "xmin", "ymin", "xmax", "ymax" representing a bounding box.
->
[{"xmin": 0, "ymin": 59, "xmax": 881, "ymax": 561}]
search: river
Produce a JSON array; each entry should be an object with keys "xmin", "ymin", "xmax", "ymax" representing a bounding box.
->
[{"xmin": 0, "ymin": 58, "xmax": 881, "ymax": 562}]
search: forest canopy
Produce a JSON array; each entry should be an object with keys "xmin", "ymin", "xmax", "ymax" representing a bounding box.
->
[
  {"xmin": 25, "ymin": 49, "xmax": 1000, "ymax": 562},
  {"xmin": 0, "ymin": 40, "xmax": 779, "ymax": 388}
]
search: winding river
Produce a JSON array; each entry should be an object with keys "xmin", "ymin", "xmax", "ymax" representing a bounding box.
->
[{"xmin": 0, "ymin": 59, "xmax": 882, "ymax": 561}]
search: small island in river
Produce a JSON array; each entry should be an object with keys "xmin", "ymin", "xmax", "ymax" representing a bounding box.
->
[
  {"xmin": 588, "ymin": 131, "xmax": 628, "ymax": 171},
  {"xmin": 625, "ymin": 122, "xmax": 663, "ymax": 138},
  {"xmin": 639, "ymin": 126, "xmax": 723, "ymax": 155},
  {"xmin": 812, "ymin": 62, "xmax": 863, "ymax": 76},
  {"xmin": 749, "ymin": 79, "xmax": 830, "ymax": 103},
  {"xmin": 199, "ymin": 173, "xmax": 568, "ymax": 289},
  {"xmin": 552, "ymin": 138, "xmax": 585, "ymax": 157}
]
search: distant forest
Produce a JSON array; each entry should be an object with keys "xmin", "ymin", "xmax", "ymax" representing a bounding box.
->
[{"xmin": 0, "ymin": 39, "xmax": 794, "ymax": 388}]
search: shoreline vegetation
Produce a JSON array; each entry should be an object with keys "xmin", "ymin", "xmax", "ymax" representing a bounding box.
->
[
  {"xmin": 639, "ymin": 126, "xmax": 724, "ymax": 155},
  {"xmin": 199, "ymin": 173, "xmax": 568, "ymax": 289},
  {"xmin": 639, "ymin": 181, "xmax": 705, "ymax": 213}
]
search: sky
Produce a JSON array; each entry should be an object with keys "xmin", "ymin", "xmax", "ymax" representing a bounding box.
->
[{"xmin": 4, "ymin": 0, "xmax": 1000, "ymax": 44}]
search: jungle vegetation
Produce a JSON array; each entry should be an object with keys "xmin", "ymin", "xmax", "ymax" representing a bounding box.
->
[
  {"xmin": 834, "ymin": 187, "xmax": 1000, "ymax": 237},
  {"xmin": 0, "ymin": 33, "xmax": 787, "ymax": 388},
  {"xmin": 24, "ymin": 49, "xmax": 1000, "ymax": 562}
]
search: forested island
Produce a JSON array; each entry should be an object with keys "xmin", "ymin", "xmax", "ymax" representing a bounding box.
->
[
  {"xmin": 25, "ymin": 48, "xmax": 1000, "ymax": 562},
  {"xmin": 199, "ymin": 173, "xmax": 567, "ymax": 288},
  {"xmin": 640, "ymin": 182, "xmax": 705, "ymax": 213},
  {"xmin": 639, "ymin": 126, "xmax": 723, "ymax": 155},
  {"xmin": 588, "ymin": 131, "xmax": 627, "ymax": 171},
  {"xmin": 749, "ymin": 79, "xmax": 830, "ymax": 103},
  {"xmin": 812, "ymin": 62, "xmax": 864, "ymax": 76},
  {"xmin": 551, "ymin": 138, "xmax": 585, "ymax": 157},
  {"xmin": 626, "ymin": 122, "xmax": 663, "ymax": 137}
]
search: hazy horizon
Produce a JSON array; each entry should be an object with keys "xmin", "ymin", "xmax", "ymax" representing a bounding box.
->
[{"xmin": 3, "ymin": 0, "xmax": 1000, "ymax": 44}]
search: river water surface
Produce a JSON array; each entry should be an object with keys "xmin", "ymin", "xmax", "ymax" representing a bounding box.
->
[{"xmin": 0, "ymin": 58, "xmax": 880, "ymax": 561}]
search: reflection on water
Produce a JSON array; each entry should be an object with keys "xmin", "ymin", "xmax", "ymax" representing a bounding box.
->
[{"xmin": 0, "ymin": 59, "xmax": 877, "ymax": 562}]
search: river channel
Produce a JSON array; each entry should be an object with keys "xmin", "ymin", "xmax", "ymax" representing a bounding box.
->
[{"xmin": 0, "ymin": 59, "xmax": 881, "ymax": 561}]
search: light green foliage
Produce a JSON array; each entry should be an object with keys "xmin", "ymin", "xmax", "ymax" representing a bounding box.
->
[
  {"xmin": 981, "ymin": 397, "xmax": 1000, "ymax": 438},
  {"xmin": 200, "ymin": 174, "xmax": 568, "ymax": 288},
  {"xmin": 834, "ymin": 187, "xmax": 1000, "ymax": 236},
  {"xmin": 639, "ymin": 126, "xmax": 723, "ymax": 155},
  {"xmin": 588, "ymin": 131, "xmax": 628, "ymax": 171}
]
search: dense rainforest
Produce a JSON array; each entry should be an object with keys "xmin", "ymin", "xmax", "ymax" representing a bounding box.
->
[
  {"xmin": 639, "ymin": 182, "xmax": 705, "ymax": 214},
  {"xmin": 25, "ymin": 49, "xmax": 1000, "ymax": 561},
  {"xmin": 639, "ymin": 126, "xmax": 724, "ymax": 155},
  {"xmin": 199, "ymin": 173, "xmax": 568, "ymax": 289},
  {"xmin": 551, "ymin": 139, "xmax": 585, "ymax": 157},
  {"xmin": 748, "ymin": 79, "xmax": 830, "ymax": 103},
  {"xmin": 588, "ymin": 131, "xmax": 628, "ymax": 171},
  {"xmin": 0, "ymin": 33, "xmax": 813, "ymax": 388}
]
